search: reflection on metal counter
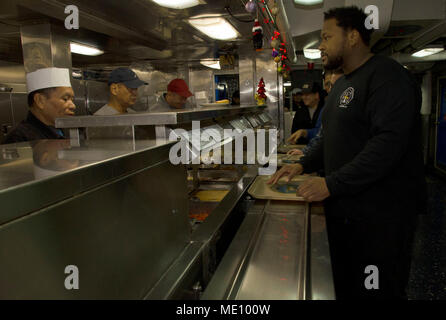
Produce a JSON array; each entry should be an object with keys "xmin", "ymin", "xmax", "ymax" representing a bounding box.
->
[
  {"xmin": 0, "ymin": 138, "xmax": 267, "ymax": 299},
  {"xmin": 0, "ymin": 139, "xmax": 192, "ymax": 299},
  {"xmin": 201, "ymin": 200, "xmax": 335, "ymax": 300}
]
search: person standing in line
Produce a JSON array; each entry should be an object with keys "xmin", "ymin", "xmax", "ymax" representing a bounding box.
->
[{"xmin": 268, "ymin": 6, "xmax": 426, "ymax": 299}]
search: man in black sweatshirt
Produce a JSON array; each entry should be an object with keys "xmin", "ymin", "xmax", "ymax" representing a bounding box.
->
[
  {"xmin": 268, "ymin": 6, "xmax": 426, "ymax": 299},
  {"xmin": 290, "ymin": 82, "xmax": 325, "ymax": 144}
]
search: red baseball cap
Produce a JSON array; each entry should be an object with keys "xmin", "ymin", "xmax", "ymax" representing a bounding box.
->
[{"xmin": 167, "ymin": 79, "xmax": 193, "ymax": 98}]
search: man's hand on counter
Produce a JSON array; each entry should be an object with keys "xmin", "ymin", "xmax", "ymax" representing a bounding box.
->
[
  {"xmin": 297, "ymin": 177, "xmax": 330, "ymax": 202},
  {"xmin": 266, "ymin": 163, "xmax": 303, "ymax": 185},
  {"xmin": 286, "ymin": 148, "xmax": 303, "ymax": 156},
  {"xmin": 287, "ymin": 129, "xmax": 307, "ymax": 144}
]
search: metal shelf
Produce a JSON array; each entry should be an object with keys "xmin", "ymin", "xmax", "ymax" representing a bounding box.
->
[{"xmin": 55, "ymin": 105, "xmax": 267, "ymax": 128}]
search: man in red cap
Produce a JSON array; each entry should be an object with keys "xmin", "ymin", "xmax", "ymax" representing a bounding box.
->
[{"xmin": 151, "ymin": 79, "xmax": 193, "ymax": 112}]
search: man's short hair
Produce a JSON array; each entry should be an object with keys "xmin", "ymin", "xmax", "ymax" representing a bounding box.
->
[
  {"xmin": 27, "ymin": 87, "xmax": 57, "ymax": 107},
  {"xmin": 324, "ymin": 6, "xmax": 373, "ymax": 46}
]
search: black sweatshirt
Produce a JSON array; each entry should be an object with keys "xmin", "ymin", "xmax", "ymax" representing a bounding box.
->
[
  {"xmin": 299, "ymin": 55, "xmax": 426, "ymax": 221},
  {"xmin": 291, "ymin": 98, "xmax": 325, "ymax": 144},
  {"xmin": 2, "ymin": 111, "xmax": 65, "ymax": 144}
]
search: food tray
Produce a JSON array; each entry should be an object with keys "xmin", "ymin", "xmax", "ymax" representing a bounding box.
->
[{"xmin": 248, "ymin": 175, "xmax": 312, "ymax": 201}]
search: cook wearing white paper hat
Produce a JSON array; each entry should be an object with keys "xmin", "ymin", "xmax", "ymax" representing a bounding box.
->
[{"xmin": 2, "ymin": 67, "xmax": 76, "ymax": 144}]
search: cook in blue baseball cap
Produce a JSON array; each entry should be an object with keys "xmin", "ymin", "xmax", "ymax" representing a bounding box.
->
[{"xmin": 94, "ymin": 67, "xmax": 148, "ymax": 115}]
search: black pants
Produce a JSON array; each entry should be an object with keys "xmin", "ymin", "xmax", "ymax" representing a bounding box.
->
[{"xmin": 325, "ymin": 215, "xmax": 416, "ymax": 300}]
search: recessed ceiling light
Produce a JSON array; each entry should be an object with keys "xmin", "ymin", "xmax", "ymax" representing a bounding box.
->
[
  {"xmin": 188, "ymin": 14, "xmax": 240, "ymax": 40},
  {"xmin": 70, "ymin": 42, "xmax": 104, "ymax": 56},
  {"xmin": 412, "ymin": 47, "xmax": 444, "ymax": 58},
  {"xmin": 294, "ymin": 0, "xmax": 323, "ymax": 5},
  {"xmin": 303, "ymin": 49, "xmax": 321, "ymax": 59},
  {"xmin": 200, "ymin": 59, "xmax": 221, "ymax": 69},
  {"xmin": 152, "ymin": 0, "xmax": 205, "ymax": 10}
]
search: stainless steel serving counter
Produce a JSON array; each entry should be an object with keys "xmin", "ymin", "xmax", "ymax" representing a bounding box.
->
[
  {"xmin": 201, "ymin": 200, "xmax": 335, "ymax": 300},
  {"xmin": 54, "ymin": 104, "xmax": 270, "ymax": 147},
  {"xmin": 55, "ymin": 105, "xmax": 267, "ymax": 128},
  {"xmin": 0, "ymin": 137, "xmax": 334, "ymax": 299},
  {"xmin": 0, "ymin": 139, "xmax": 265, "ymax": 299},
  {"xmin": 0, "ymin": 139, "xmax": 193, "ymax": 299},
  {"xmin": 0, "ymin": 139, "xmax": 174, "ymax": 224}
]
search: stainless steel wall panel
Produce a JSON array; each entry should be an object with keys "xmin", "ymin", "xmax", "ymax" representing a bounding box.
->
[
  {"xmin": 189, "ymin": 69, "xmax": 214, "ymax": 106},
  {"xmin": 255, "ymin": 51, "xmax": 280, "ymax": 128},
  {"xmin": 0, "ymin": 64, "xmax": 26, "ymax": 87},
  {"xmin": 20, "ymin": 24, "xmax": 52, "ymax": 73},
  {"xmin": 10, "ymin": 93, "xmax": 28, "ymax": 126},
  {"xmin": 20, "ymin": 24, "xmax": 71, "ymax": 73},
  {"xmin": 278, "ymin": 73, "xmax": 284, "ymax": 141},
  {"xmin": 0, "ymin": 93, "xmax": 13, "ymax": 138},
  {"xmin": 50, "ymin": 28, "xmax": 73, "ymax": 71},
  {"xmin": 0, "ymin": 92, "xmax": 27, "ymax": 134},
  {"xmin": 71, "ymin": 79, "xmax": 87, "ymax": 116},
  {"xmin": 130, "ymin": 66, "xmax": 185, "ymax": 112},
  {"xmin": 239, "ymin": 44, "xmax": 256, "ymax": 105},
  {"xmin": 85, "ymin": 80, "xmax": 108, "ymax": 115}
]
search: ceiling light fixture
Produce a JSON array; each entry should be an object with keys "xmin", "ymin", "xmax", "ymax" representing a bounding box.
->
[
  {"xmin": 70, "ymin": 42, "xmax": 104, "ymax": 56},
  {"xmin": 303, "ymin": 49, "xmax": 321, "ymax": 59},
  {"xmin": 188, "ymin": 14, "xmax": 240, "ymax": 40},
  {"xmin": 294, "ymin": 0, "xmax": 323, "ymax": 5},
  {"xmin": 284, "ymin": 82, "xmax": 292, "ymax": 87},
  {"xmin": 412, "ymin": 46, "xmax": 444, "ymax": 58},
  {"xmin": 200, "ymin": 59, "xmax": 221, "ymax": 69},
  {"xmin": 152, "ymin": 0, "xmax": 204, "ymax": 9}
]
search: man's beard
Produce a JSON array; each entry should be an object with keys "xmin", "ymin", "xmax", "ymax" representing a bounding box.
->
[{"xmin": 324, "ymin": 54, "xmax": 343, "ymax": 71}]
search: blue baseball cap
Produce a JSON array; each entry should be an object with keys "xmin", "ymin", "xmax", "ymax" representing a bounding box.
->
[{"xmin": 108, "ymin": 67, "xmax": 148, "ymax": 88}]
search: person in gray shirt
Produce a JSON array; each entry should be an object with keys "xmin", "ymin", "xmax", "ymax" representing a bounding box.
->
[
  {"xmin": 150, "ymin": 79, "xmax": 193, "ymax": 112},
  {"xmin": 95, "ymin": 67, "xmax": 147, "ymax": 116}
]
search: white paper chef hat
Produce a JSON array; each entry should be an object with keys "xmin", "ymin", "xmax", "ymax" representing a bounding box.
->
[{"xmin": 26, "ymin": 67, "xmax": 71, "ymax": 93}]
